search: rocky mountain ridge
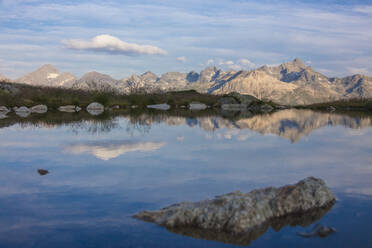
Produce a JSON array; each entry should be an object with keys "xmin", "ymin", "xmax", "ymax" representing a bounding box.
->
[{"xmin": 3, "ymin": 59, "xmax": 372, "ymax": 105}]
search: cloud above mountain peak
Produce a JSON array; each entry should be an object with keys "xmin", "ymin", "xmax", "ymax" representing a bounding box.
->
[{"xmin": 62, "ymin": 35, "xmax": 167, "ymax": 56}]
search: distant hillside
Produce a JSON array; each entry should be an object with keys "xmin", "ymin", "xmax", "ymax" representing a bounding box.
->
[{"xmin": 4, "ymin": 58, "xmax": 372, "ymax": 105}]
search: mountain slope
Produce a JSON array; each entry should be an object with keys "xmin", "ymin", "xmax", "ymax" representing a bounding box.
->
[
  {"xmin": 72, "ymin": 72, "xmax": 119, "ymax": 92},
  {"xmin": 17, "ymin": 64, "xmax": 77, "ymax": 87}
]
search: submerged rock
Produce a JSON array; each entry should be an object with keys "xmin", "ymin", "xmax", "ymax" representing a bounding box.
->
[
  {"xmin": 297, "ymin": 223, "xmax": 336, "ymax": 238},
  {"xmin": 30, "ymin": 104, "xmax": 48, "ymax": 114},
  {"xmin": 147, "ymin": 103, "xmax": 171, "ymax": 110},
  {"xmin": 135, "ymin": 177, "xmax": 335, "ymax": 234}
]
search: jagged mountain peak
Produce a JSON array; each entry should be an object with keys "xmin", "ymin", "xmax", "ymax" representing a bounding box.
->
[
  {"xmin": 37, "ymin": 64, "xmax": 59, "ymax": 73},
  {"xmin": 16, "ymin": 64, "xmax": 77, "ymax": 87},
  {"xmin": 280, "ymin": 58, "xmax": 307, "ymax": 72},
  {"xmin": 0, "ymin": 74, "xmax": 12, "ymax": 82},
  {"xmin": 80, "ymin": 71, "xmax": 117, "ymax": 81}
]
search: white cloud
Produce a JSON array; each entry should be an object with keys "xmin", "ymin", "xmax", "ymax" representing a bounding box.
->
[
  {"xmin": 62, "ymin": 34, "xmax": 167, "ymax": 56},
  {"xmin": 176, "ymin": 56, "xmax": 186, "ymax": 63},
  {"xmin": 238, "ymin": 59, "xmax": 255, "ymax": 68},
  {"xmin": 64, "ymin": 140, "xmax": 166, "ymax": 160},
  {"xmin": 206, "ymin": 59, "xmax": 214, "ymax": 65},
  {"xmin": 354, "ymin": 6, "xmax": 372, "ymax": 14},
  {"xmin": 347, "ymin": 67, "xmax": 370, "ymax": 75},
  {"xmin": 218, "ymin": 58, "xmax": 256, "ymax": 70}
]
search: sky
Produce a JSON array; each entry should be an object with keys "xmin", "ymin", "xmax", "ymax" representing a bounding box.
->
[{"xmin": 0, "ymin": 0, "xmax": 371, "ymax": 79}]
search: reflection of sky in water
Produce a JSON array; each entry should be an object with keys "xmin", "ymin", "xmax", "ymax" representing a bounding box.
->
[{"xmin": 0, "ymin": 110, "xmax": 372, "ymax": 247}]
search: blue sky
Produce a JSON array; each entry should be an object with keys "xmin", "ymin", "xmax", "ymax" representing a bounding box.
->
[{"xmin": 0, "ymin": 0, "xmax": 371, "ymax": 79}]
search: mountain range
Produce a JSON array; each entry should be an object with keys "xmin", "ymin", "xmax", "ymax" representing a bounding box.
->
[{"xmin": 1, "ymin": 58, "xmax": 371, "ymax": 105}]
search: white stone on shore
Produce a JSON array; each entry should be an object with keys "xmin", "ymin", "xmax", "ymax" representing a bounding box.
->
[
  {"xmin": 30, "ymin": 104, "xmax": 48, "ymax": 114},
  {"xmin": 147, "ymin": 103, "xmax": 171, "ymax": 110},
  {"xmin": 59, "ymin": 105, "xmax": 77, "ymax": 112},
  {"xmin": 189, "ymin": 102, "xmax": 207, "ymax": 110}
]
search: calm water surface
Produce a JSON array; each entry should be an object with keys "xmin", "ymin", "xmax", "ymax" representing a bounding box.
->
[{"xmin": 0, "ymin": 109, "xmax": 372, "ymax": 247}]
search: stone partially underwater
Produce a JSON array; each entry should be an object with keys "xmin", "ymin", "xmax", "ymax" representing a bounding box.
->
[{"xmin": 134, "ymin": 177, "xmax": 335, "ymax": 244}]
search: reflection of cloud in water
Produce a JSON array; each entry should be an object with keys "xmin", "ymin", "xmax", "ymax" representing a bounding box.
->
[{"xmin": 64, "ymin": 140, "xmax": 166, "ymax": 160}]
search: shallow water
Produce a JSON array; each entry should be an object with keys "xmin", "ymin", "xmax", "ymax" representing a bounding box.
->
[{"xmin": 0, "ymin": 109, "xmax": 372, "ymax": 247}]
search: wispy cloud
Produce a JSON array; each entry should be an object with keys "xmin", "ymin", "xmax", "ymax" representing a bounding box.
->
[
  {"xmin": 176, "ymin": 56, "xmax": 186, "ymax": 63},
  {"xmin": 62, "ymin": 34, "xmax": 167, "ymax": 56}
]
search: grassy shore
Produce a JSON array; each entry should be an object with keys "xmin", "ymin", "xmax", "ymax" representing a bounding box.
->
[
  {"xmin": 0, "ymin": 81, "xmax": 222, "ymax": 109},
  {"xmin": 300, "ymin": 98, "xmax": 372, "ymax": 111}
]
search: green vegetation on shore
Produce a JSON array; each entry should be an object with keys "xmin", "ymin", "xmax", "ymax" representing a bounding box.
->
[
  {"xmin": 300, "ymin": 98, "xmax": 372, "ymax": 111},
  {"xmin": 0, "ymin": 81, "xmax": 221, "ymax": 109}
]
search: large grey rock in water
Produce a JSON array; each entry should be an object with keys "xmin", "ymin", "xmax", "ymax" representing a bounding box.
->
[
  {"xmin": 30, "ymin": 104, "xmax": 48, "ymax": 114},
  {"xmin": 135, "ymin": 177, "xmax": 335, "ymax": 234}
]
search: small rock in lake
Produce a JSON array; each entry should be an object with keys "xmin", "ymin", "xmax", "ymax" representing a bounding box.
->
[
  {"xmin": 37, "ymin": 169, "xmax": 49, "ymax": 176},
  {"xmin": 134, "ymin": 177, "xmax": 335, "ymax": 234}
]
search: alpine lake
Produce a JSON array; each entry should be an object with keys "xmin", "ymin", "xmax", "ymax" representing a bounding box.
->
[{"xmin": 0, "ymin": 108, "xmax": 371, "ymax": 248}]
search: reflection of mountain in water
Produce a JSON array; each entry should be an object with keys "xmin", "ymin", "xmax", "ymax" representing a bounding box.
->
[
  {"xmin": 167, "ymin": 203, "xmax": 334, "ymax": 246},
  {"xmin": 64, "ymin": 140, "xmax": 166, "ymax": 160},
  {"xmin": 1, "ymin": 109, "xmax": 372, "ymax": 142},
  {"xmin": 127, "ymin": 110, "xmax": 372, "ymax": 142}
]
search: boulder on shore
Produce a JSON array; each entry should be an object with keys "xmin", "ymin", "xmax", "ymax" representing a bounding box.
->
[
  {"xmin": 86, "ymin": 102, "xmax": 104, "ymax": 116},
  {"xmin": 15, "ymin": 106, "xmax": 31, "ymax": 117},
  {"xmin": 59, "ymin": 105, "xmax": 78, "ymax": 113},
  {"xmin": 87, "ymin": 102, "xmax": 104, "ymax": 110},
  {"xmin": 189, "ymin": 102, "xmax": 207, "ymax": 110},
  {"xmin": 0, "ymin": 106, "xmax": 10, "ymax": 113},
  {"xmin": 0, "ymin": 113, "xmax": 7, "ymax": 119},
  {"xmin": 30, "ymin": 104, "xmax": 48, "ymax": 114},
  {"xmin": 134, "ymin": 177, "xmax": 335, "ymax": 234},
  {"xmin": 147, "ymin": 103, "xmax": 171, "ymax": 111}
]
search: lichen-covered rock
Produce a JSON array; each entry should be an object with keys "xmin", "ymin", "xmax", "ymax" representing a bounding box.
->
[
  {"xmin": 30, "ymin": 104, "xmax": 48, "ymax": 113},
  {"xmin": 135, "ymin": 177, "xmax": 335, "ymax": 234}
]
